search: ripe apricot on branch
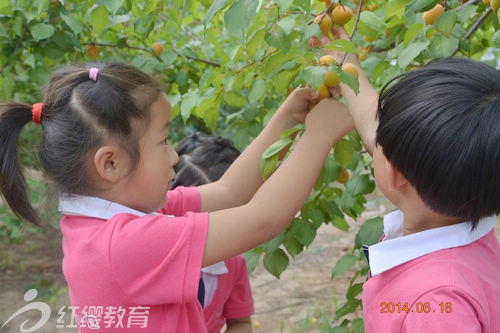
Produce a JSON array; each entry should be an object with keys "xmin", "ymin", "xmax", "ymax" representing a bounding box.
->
[
  {"xmin": 318, "ymin": 84, "xmax": 331, "ymax": 100},
  {"xmin": 86, "ymin": 45, "xmax": 100, "ymax": 59},
  {"xmin": 324, "ymin": 71, "xmax": 341, "ymax": 87},
  {"xmin": 342, "ymin": 63, "xmax": 359, "ymax": 78},
  {"xmin": 314, "ymin": 14, "xmax": 333, "ymax": 36},
  {"xmin": 319, "ymin": 55, "xmax": 336, "ymax": 65},
  {"xmin": 337, "ymin": 169, "xmax": 349, "ymax": 184},
  {"xmin": 152, "ymin": 42, "xmax": 164, "ymax": 56},
  {"xmin": 422, "ymin": 4, "xmax": 445, "ymax": 25},
  {"xmin": 331, "ymin": 5, "xmax": 353, "ymax": 26}
]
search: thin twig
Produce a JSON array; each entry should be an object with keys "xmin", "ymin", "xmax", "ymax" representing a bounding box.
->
[
  {"xmin": 457, "ymin": 0, "xmax": 480, "ymax": 11},
  {"xmin": 452, "ymin": 7, "xmax": 492, "ymax": 55},
  {"xmin": 81, "ymin": 42, "xmax": 221, "ymax": 67},
  {"xmin": 340, "ymin": 0, "xmax": 364, "ymax": 65}
]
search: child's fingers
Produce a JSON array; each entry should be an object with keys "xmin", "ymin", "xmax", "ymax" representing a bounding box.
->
[{"xmin": 293, "ymin": 86, "xmax": 319, "ymax": 100}]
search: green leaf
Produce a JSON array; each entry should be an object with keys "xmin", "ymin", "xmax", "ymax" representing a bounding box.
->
[
  {"xmin": 351, "ymin": 318, "xmax": 365, "ymax": 333},
  {"xmin": 355, "ymin": 216, "xmax": 384, "ymax": 248},
  {"xmin": 306, "ymin": 208, "xmax": 324, "ymax": 228},
  {"xmin": 277, "ymin": 16, "xmax": 295, "ymax": 35},
  {"xmin": 274, "ymin": 69, "xmax": 300, "ymax": 94},
  {"xmin": 492, "ymin": 30, "xmax": 500, "ymax": 48},
  {"xmin": 346, "ymin": 174, "xmax": 375, "ymax": 196},
  {"xmin": 334, "ymin": 139, "xmax": 354, "ymax": 168},
  {"xmin": 324, "ymin": 39, "xmax": 357, "ymax": 54},
  {"xmin": 262, "ymin": 137, "xmax": 292, "ymax": 159},
  {"xmin": 104, "ymin": 0, "xmax": 123, "ymax": 14},
  {"xmin": 347, "ymin": 283, "xmax": 363, "ymax": 300},
  {"xmin": 385, "ymin": 0, "xmax": 413, "ymax": 18},
  {"xmin": 406, "ymin": 0, "xmax": 437, "ymax": 12},
  {"xmin": 90, "ymin": 5, "xmax": 110, "ymax": 36},
  {"xmin": 404, "ymin": 23, "xmax": 424, "ymax": 46},
  {"xmin": 338, "ymin": 68, "xmax": 360, "ymax": 95},
  {"xmin": 332, "ymin": 216, "xmax": 349, "ymax": 231},
  {"xmin": 435, "ymin": 9, "xmax": 457, "ymax": 37},
  {"xmin": 204, "ymin": 0, "xmax": 228, "ymax": 24},
  {"xmin": 260, "ymin": 153, "xmax": 279, "ymax": 180},
  {"xmin": 30, "ymin": 23, "xmax": 55, "ymax": 41},
  {"xmin": 331, "ymin": 254, "xmax": 357, "ymax": 278},
  {"xmin": 298, "ymin": 66, "xmax": 326, "ymax": 89},
  {"xmin": 264, "ymin": 232, "xmax": 285, "ymax": 253},
  {"xmin": 398, "ymin": 41, "xmax": 429, "ymax": 69},
  {"xmin": 180, "ymin": 90, "xmax": 200, "ymax": 122},
  {"xmin": 360, "ymin": 11, "xmax": 386, "ymax": 33},
  {"xmin": 224, "ymin": 0, "xmax": 259, "ymax": 39},
  {"xmin": 331, "ymin": 327, "xmax": 349, "ymax": 333},
  {"xmin": 294, "ymin": 0, "xmax": 311, "ymax": 12},
  {"xmin": 263, "ymin": 52, "xmax": 292, "ymax": 75},
  {"xmin": 249, "ymin": 79, "xmax": 266, "ymax": 104},
  {"xmin": 284, "ymin": 230, "xmax": 304, "ymax": 257},
  {"xmin": 457, "ymin": 5, "xmax": 476, "ymax": 22},
  {"xmin": 243, "ymin": 248, "xmax": 261, "ymax": 273},
  {"xmin": 222, "ymin": 91, "xmax": 247, "ymax": 107},
  {"xmin": 263, "ymin": 248, "xmax": 289, "ymax": 278},
  {"xmin": 265, "ymin": 28, "xmax": 291, "ymax": 52},
  {"xmin": 61, "ymin": 14, "xmax": 83, "ymax": 35},
  {"xmin": 291, "ymin": 219, "xmax": 316, "ymax": 246},
  {"xmin": 428, "ymin": 35, "xmax": 458, "ymax": 58}
]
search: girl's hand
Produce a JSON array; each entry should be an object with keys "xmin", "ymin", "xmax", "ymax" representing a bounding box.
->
[
  {"xmin": 305, "ymin": 98, "xmax": 353, "ymax": 137},
  {"xmin": 276, "ymin": 87, "xmax": 319, "ymax": 127}
]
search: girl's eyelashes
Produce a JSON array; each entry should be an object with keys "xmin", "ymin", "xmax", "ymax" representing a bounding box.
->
[{"xmin": 162, "ymin": 138, "xmax": 169, "ymax": 145}]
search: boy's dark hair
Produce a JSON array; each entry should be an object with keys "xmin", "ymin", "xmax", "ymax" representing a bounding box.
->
[
  {"xmin": 172, "ymin": 133, "xmax": 240, "ymax": 187},
  {"xmin": 0, "ymin": 62, "xmax": 162, "ymax": 225},
  {"xmin": 376, "ymin": 57, "xmax": 500, "ymax": 228}
]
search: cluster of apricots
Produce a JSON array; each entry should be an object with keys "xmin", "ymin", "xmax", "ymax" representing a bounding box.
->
[{"xmin": 314, "ymin": 1, "xmax": 354, "ymax": 36}]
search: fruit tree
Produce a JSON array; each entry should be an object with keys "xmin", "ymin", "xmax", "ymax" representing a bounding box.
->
[{"xmin": 0, "ymin": 0, "xmax": 498, "ymax": 331}]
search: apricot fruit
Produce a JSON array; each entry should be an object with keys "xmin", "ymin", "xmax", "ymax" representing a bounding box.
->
[
  {"xmin": 422, "ymin": 4, "xmax": 445, "ymax": 25},
  {"xmin": 331, "ymin": 5, "xmax": 353, "ymax": 26},
  {"xmin": 341, "ymin": 63, "xmax": 359, "ymax": 78}
]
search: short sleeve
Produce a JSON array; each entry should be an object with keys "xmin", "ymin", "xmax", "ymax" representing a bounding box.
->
[
  {"xmin": 403, "ymin": 287, "xmax": 482, "ymax": 332},
  {"xmin": 158, "ymin": 186, "xmax": 201, "ymax": 216},
  {"xmin": 109, "ymin": 212, "xmax": 209, "ymax": 305},
  {"xmin": 223, "ymin": 256, "xmax": 254, "ymax": 319}
]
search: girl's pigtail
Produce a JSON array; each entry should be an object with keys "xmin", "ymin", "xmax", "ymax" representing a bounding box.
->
[{"xmin": 0, "ymin": 103, "xmax": 41, "ymax": 225}]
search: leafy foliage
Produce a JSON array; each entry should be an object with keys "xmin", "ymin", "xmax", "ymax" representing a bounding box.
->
[{"xmin": 0, "ymin": 0, "xmax": 498, "ymax": 330}]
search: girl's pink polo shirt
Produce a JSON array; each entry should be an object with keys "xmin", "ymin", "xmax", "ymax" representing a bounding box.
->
[
  {"xmin": 58, "ymin": 186, "xmax": 209, "ymax": 332},
  {"xmin": 363, "ymin": 210, "xmax": 499, "ymax": 332}
]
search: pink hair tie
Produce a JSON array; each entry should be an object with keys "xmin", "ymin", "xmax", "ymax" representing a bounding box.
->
[{"xmin": 89, "ymin": 67, "xmax": 99, "ymax": 82}]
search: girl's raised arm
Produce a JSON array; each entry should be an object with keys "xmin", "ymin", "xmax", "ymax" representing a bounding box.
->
[
  {"xmin": 198, "ymin": 88, "xmax": 317, "ymax": 213},
  {"xmin": 202, "ymin": 99, "xmax": 353, "ymax": 267}
]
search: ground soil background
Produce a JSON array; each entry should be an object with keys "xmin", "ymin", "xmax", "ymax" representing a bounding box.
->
[{"xmin": 0, "ymin": 191, "xmax": 499, "ymax": 332}]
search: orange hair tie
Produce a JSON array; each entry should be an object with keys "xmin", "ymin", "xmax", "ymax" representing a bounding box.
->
[{"xmin": 32, "ymin": 103, "xmax": 43, "ymax": 125}]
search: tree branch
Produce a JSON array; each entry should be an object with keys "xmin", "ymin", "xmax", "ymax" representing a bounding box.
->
[
  {"xmin": 81, "ymin": 42, "xmax": 221, "ymax": 67},
  {"xmin": 452, "ymin": 7, "xmax": 492, "ymax": 55},
  {"xmin": 457, "ymin": 0, "xmax": 480, "ymax": 11},
  {"xmin": 340, "ymin": 0, "xmax": 364, "ymax": 65}
]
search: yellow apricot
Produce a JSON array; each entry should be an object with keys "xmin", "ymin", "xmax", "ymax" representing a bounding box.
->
[
  {"xmin": 331, "ymin": 5, "xmax": 353, "ymax": 26},
  {"xmin": 422, "ymin": 4, "xmax": 445, "ymax": 25},
  {"xmin": 319, "ymin": 55, "xmax": 336, "ymax": 65},
  {"xmin": 491, "ymin": 0, "xmax": 500, "ymax": 11},
  {"xmin": 324, "ymin": 71, "xmax": 341, "ymax": 87},
  {"xmin": 318, "ymin": 84, "xmax": 330, "ymax": 100},
  {"xmin": 314, "ymin": 14, "xmax": 333, "ymax": 35},
  {"xmin": 341, "ymin": 63, "xmax": 359, "ymax": 78}
]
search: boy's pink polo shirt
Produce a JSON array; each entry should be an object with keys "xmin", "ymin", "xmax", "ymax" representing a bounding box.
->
[
  {"xmin": 362, "ymin": 210, "xmax": 499, "ymax": 333},
  {"xmin": 59, "ymin": 186, "xmax": 209, "ymax": 333},
  {"xmin": 203, "ymin": 255, "xmax": 254, "ymax": 333}
]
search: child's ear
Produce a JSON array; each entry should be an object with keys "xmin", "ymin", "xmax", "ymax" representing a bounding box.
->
[
  {"xmin": 384, "ymin": 160, "xmax": 408, "ymax": 191},
  {"xmin": 94, "ymin": 145, "xmax": 130, "ymax": 183}
]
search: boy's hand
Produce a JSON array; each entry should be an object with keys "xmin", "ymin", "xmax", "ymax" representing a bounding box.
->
[
  {"xmin": 305, "ymin": 98, "xmax": 353, "ymax": 138},
  {"xmin": 276, "ymin": 87, "xmax": 319, "ymax": 127}
]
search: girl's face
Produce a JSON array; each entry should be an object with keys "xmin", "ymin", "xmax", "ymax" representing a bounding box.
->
[{"xmin": 125, "ymin": 93, "xmax": 179, "ymax": 212}]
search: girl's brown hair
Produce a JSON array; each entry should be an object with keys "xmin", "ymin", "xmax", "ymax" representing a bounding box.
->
[{"xmin": 0, "ymin": 62, "xmax": 162, "ymax": 225}]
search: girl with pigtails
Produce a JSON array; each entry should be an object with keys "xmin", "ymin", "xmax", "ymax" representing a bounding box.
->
[{"xmin": 0, "ymin": 62, "xmax": 353, "ymax": 332}]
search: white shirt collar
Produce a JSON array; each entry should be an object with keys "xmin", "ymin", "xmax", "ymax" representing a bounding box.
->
[
  {"xmin": 58, "ymin": 194, "xmax": 227, "ymax": 273},
  {"xmin": 368, "ymin": 210, "xmax": 497, "ymax": 276}
]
